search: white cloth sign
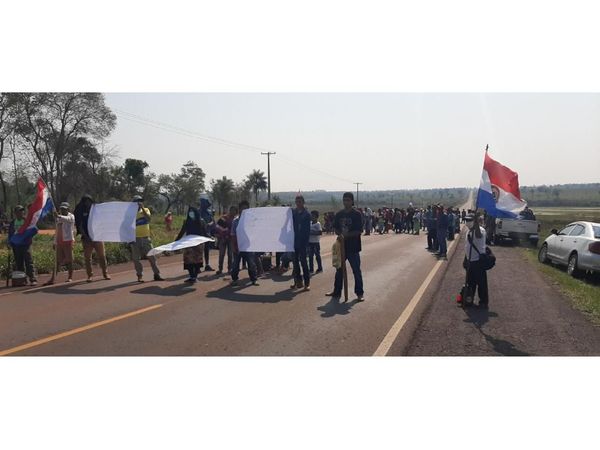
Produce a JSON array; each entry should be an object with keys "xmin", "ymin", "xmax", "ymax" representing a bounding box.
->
[
  {"xmin": 88, "ymin": 202, "xmax": 138, "ymax": 243},
  {"xmin": 237, "ymin": 207, "xmax": 295, "ymax": 252},
  {"xmin": 147, "ymin": 234, "xmax": 215, "ymax": 257}
]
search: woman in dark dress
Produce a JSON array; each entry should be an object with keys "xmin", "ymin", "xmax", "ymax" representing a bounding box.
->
[{"xmin": 176, "ymin": 206, "xmax": 208, "ymax": 283}]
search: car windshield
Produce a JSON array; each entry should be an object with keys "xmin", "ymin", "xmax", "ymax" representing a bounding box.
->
[{"xmin": 593, "ymin": 225, "xmax": 600, "ymax": 239}]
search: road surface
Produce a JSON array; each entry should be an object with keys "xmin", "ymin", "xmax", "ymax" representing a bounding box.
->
[{"xmin": 0, "ymin": 230, "xmax": 454, "ymax": 356}]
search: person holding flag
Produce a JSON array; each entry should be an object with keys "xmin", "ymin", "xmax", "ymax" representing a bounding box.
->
[
  {"xmin": 7, "ymin": 178, "xmax": 54, "ymax": 286},
  {"xmin": 7, "ymin": 205, "xmax": 38, "ymax": 286}
]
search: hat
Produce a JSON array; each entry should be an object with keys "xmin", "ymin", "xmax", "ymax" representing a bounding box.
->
[
  {"xmin": 14, "ymin": 205, "xmax": 24, "ymax": 212},
  {"xmin": 132, "ymin": 195, "xmax": 144, "ymax": 202},
  {"xmin": 60, "ymin": 202, "xmax": 70, "ymax": 209}
]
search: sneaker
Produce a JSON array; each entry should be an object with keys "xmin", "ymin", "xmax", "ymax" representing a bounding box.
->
[
  {"xmin": 103, "ymin": 274, "xmax": 112, "ymax": 280},
  {"xmin": 291, "ymin": 282, "xmax": 303, "ymax": 289},
  {"xmin": 216, "ymin": 270, "xmax": 223, "ymax": 275},
  {"xmin": 66, "ymin": 279, "xmax": 72, "ymax": 283},
  {"xmin": 356, "ymin": 295, "xmax": 365, "ymax": 302},
  {"xmin": 30, "ymin": 280, "xmax": 38, "ymax": 286},
  {"xmin": 325, "ymin": 291, "xmax": 341, "ymax": 297},
  {"xmin": 303, "ymin": 285, "xmax": 311, "ymax": 292},
  {"xmin": 184, "ymin": 278, "xmax": 195, "ymax": 283},
  {"xmin": 230, "ymin": 280, "xmax": 239, "ymax": 287},
  {"xmin": 204, "ymin": 265, "xmax": 214, "ymax": 272},
  {"xmin": 137, "ymin": 276, "xmax": 144, "ymax": 283},
  {"xmin": 154, "ymin": 274, "xmax": 165, "ymax": 281},
  {"xmin": 251, "ymin": 280, "xmax": 259, "ymax": 286},
  {"xmin": 87, "ymin": 277, "xmax": 93, "ymax": 283}
]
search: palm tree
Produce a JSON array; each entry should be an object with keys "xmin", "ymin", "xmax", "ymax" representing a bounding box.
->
[
  {"xmin": 246, "ymin": 169, "xmax": 267, "ymax": 206},
  {"xmin": 210, "ymin": 176, "xmax": 235, "ymax": 214}
]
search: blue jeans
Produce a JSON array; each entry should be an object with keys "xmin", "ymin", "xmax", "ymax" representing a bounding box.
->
[
  {"xmin": 334, "ymin": 252, "xmax": 364, "ymax": 296},
  {"xmin": 292, "ymin": 246, "xmax": 310, "ymax": 285},
  {"xmin": 231, "ymin": 252, "xmax": 257, "ymax": 282},
  {"xmin": 308, "ymin": 242, "xmax": 322, "ymax": 272},
  {"xmin": 437, "ymin": 230, "xmax": 447, "ymax": 255}
]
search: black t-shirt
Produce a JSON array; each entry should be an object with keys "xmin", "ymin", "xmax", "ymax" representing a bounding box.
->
[{"xmin": 334, "ymin": 208, "xmax": 363, "ymax": 254}]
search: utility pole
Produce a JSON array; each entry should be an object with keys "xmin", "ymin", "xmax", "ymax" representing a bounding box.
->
[
  {"xmin": 261, "ymin": 152, "xmax": 276, "ymax": 202},
  {"xmin": 354, "ymin": 182, "xmax": 362, "ymax": 207}
]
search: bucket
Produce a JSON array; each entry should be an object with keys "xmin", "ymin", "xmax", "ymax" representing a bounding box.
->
[{"xmin": 11, "ymin": 271, "xmax": 27, "ymax": 287}]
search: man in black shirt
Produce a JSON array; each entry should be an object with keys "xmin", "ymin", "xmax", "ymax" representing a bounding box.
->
[{"xmin": 326, "ymin": 192, "xmax": 365, "ymax": 301}]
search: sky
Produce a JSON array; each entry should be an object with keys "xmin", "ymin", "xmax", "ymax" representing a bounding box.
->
[{"xmin": 104, "ymin": 93, "xmax": 600, "ymax": 193}]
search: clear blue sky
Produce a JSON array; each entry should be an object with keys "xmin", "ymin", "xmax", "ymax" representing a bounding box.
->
[{"xmin": 104, "ymin": 93, "xmax": 600, "ymax": 192}]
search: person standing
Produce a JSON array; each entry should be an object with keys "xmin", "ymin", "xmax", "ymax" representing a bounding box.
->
[
  {"xmin": 465, "ymin": 213, "xmax": 489, "ymax": 308},
  {"xmin": 54, "ymin": 202, "xmax": 76, "ymax": 282},
  {"xmin": 308, "ymin": 210, "xmax": 323, "ymax": 274},
  {"xmin": 131, "ymin": 195, "xmax": 164, "ymax": 283},
  {"xmin": 199, "ymin": 198, "xmax": 215, "ymax": 271},
  {"xmin": 230, "ymin": 200, "xmax": 258, "ymax": 286},
  {"xmin": 74, "ymin": 195, "xmax": 110, "ymax": 283},
  {"xmin": 447, "ymin": 207, "xmax": 455, "ymax": 241},
  {"xmin": 326, "ymin": 192, "xmax": 365, "ymax": 302},
  {"xmin": 215, "ymin": 206, "xmax": 236, "ymax": 275},
  {"xmin": 175, "ymin": 206, "xmax": 208, "ymax": 283},
  {"xmin": 436, "ymin": 205, "xmax": 449, "ymax": 258},
  {"xmin": 164, "ymin": 211, "xmax": 173, "ymax": 232},
  {"xmin": 7, "ymin": 205, "xmax": 37, "ymax": 286},
  {"xmin": 290, "ymin": 195, "xmax": 311, "ymax": 291},
  {"xmin": 425, "ymin": 206, "xmax": 435, "ymax": 251}
]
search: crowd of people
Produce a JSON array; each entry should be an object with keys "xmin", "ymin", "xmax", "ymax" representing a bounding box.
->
[{"xmin": 4, "ymin": 192, "xmax": 476, "ymax": 306}]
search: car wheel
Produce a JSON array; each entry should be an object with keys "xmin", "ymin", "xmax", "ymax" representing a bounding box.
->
[
  {"xmin": 567, "ymin": 253, "xmax": 584, "ymax": 278},
  {"xmin": 538, "ymin": 244, "xmax": 550, "ymax": 264}
]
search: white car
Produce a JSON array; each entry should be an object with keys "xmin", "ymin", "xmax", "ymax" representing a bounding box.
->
[{"xmin": 538, "ymin": 221, "xmax": 600, "ymax": 277}]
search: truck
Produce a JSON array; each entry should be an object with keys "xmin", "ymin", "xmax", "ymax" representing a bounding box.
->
[{"xmin": 494, "ymin": 217, "xmax": 541, "ymax": 247}]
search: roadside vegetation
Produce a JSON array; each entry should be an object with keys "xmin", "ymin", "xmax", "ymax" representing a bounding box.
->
[{"xmin": 522, "ymin": 208, "xmax": 600, "ymax": 325}]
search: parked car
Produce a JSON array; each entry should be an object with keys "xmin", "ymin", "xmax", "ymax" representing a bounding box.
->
[
  {"xmin": 538, "ymin": 221, "xmax": 600, "ymax": 277},
  {"xmin": 495, "ymin": 217, "xmax": 541, "ymax": 247}
]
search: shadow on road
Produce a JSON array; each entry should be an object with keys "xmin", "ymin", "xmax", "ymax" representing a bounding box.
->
[
  {"xmin": 24, "ymin": 280, "xmax": 141, "ymax": 296},
  {"xmin": 131, "ymin": 284, "xmax": 199, "ymax": 297},
  {"xmin": 462, "ymin": 306, "xmax": 533, "ymax": 356},
  {"xmin": 317, "ymin": 298, "xmax": 359, "ymax": 318},
  {"xmin": 205, "ymin": 283, "xmax": 300, "ymax": 304}
]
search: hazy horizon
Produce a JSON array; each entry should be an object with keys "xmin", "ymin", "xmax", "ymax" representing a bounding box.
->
[{"xmin": 105, "ymin": 93, "xmax": 600, "ymax": 192}]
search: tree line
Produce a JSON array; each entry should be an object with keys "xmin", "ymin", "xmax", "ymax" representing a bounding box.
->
[{"xmin": 0, "ymin": 93, "xmax": 273, "ymax": 217}]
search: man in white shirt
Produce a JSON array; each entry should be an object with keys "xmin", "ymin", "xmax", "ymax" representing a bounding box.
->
[
  {"xmin": 54, "ymin": 202, "xmax": 76, "ymax": 282},
  {"xmin": 308, "ymin": 210, "xmax": 323, "ymax": 273}
]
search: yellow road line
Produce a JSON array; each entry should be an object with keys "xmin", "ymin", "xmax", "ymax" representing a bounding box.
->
[
  {"xmin": 372, "ymin": 238, "xmax": 458, "ymax": 356},
  {"xmin": 0, "ymin": 304, "xmax": 163, "ymax": 356}
]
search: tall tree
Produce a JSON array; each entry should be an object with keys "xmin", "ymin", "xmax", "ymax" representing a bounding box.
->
[
  {"xmin": 157, "ymin": 161, "xmax": 205, "ymax": 214},
  {"xmin": 9, "ymin": 93, "xmax": 116, "ymax": 201},
  {"xmin": 246, "ymin": 169, "xmax": 267, "ymax": 206},
  {"xmin": 210, "ymin": 176, "xmax": 235, "ymax": 214}
]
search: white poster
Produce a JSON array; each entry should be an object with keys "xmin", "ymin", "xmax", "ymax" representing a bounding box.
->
[
  {"xmin": 147, "ymin": 235, "xmax": 215, "ymax": 257},
  {"xmin": 88, "ymin": 201, "xmax": 138, "ymax": 243},
  {"xmin": 237, "ymin": 207, "xmax": 295, "ymax": 252}
]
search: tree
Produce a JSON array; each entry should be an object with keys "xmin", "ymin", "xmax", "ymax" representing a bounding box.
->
[
  {"xmin": 157, "ymin": 161, "xmax": 205, "ymax": 214},
  {"xmin": 210, "ymin": 176, "xmax": 235, "ymax": 214},
  {"xmin": 122, "ymin": 158, "xmax": 149, "ymax": 197},
  {"xmin": 8, "ymin": 93, "xmax": 116, "ymax": 201},
  {"xmin": 246, "ymin": 169, "xmax": 267, "ymax": 206}
]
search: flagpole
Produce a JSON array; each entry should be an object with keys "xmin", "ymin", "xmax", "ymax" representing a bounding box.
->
[
  {"xmin": 39, "ymin": 177, "xmax": 59, "ymax": 286},
  {"xmin": 463, "ymin": 145, "xmax": 488, "ymax": 304}
]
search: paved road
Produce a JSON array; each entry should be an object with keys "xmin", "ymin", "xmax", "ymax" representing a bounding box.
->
[
  {"xmin": 0, "ymin": 230, "xmax": 450, "ymax": 356},
  {"xmin": 405, "ymin": 234, "xmax": 600, "ymax": 356}
]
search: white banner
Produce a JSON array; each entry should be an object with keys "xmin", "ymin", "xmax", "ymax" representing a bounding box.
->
[
  {"xmin": 237, "ymin": 207, "xmax": 295, "ymax": 252},
  {"xmin": 88, "ymin": 202, "xmax": 138, "ymax": 243},
  {"xmin": 147, "ymin": 234, "xmax": 215, "ymax": 257}
]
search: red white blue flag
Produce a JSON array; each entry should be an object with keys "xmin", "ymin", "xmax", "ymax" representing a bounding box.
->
[
  {"xmin": 10, "ymin": 178, "xmax": 54, "ymax": 246},
  {"xmin": 476, "ymin": 152, "xmax": 527, "ymax": 218}
]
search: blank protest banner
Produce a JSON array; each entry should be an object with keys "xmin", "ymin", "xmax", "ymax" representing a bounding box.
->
[
  {"xmin": 147, "ymin": 235, "xmax": 215, "ymax": 257},
  {"xmin": 88, "ymin": 202, "xmax": 138, "ymax": 243},
  {"xmin": 237, "ymin": 207, "xmax": 295, "ymax": 252}
]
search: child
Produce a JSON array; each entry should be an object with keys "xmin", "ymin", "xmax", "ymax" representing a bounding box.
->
[{"xmin": 308, "ymin": 210, "xmax": 323, "ymax": 273}]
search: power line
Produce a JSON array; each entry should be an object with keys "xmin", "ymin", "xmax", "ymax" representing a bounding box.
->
[{"xmin": 114, "ymin": 108, "xmax": 356, "ymax": 185}]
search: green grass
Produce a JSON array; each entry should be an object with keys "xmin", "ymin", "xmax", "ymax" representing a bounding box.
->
[
  {"xmin": 0, "ymin": 214, "xmax": 187, "ymax": 279},
  {"xmin": 523, "ymin": 208, "xmax": 600, "ymax": 325}
]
